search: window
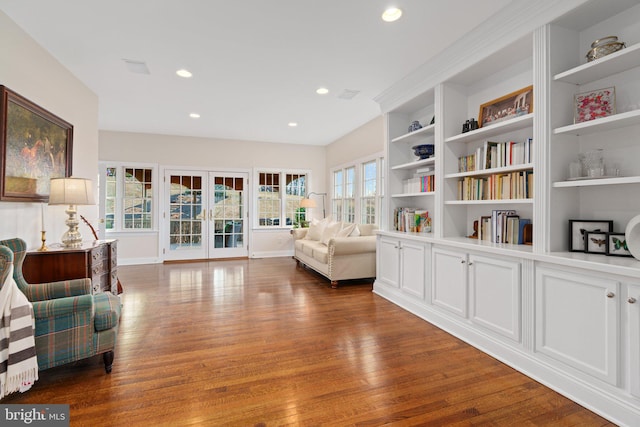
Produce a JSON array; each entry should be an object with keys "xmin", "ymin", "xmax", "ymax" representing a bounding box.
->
[
  {"xmin": 361, "ymin": 160, "xmax": 377, "ymax": 224},
  {"xmin": 256, "ymin": 170, "xmax": 309, "ymax": 227},
  {"xmin": 331, "ymin": 153, "xmax": 384, "ymax": 225},
  {"xmin": 101, "ymin": 163, "xmax": 157, "ymax": 232},
  {"xmin": 332, "ymin": 170, "xmax": 343, "ymax": 220},
  {"xmin": 344, "ymin": 166, "xmax": 355, "ymax": 223}
]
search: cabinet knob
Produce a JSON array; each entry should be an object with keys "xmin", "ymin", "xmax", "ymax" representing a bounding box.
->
[
  {"xmin": 606, "ymin": 292, "xmax": 615, "ymax": 298},
  {"xmin": 460, "ymin": 259, "xmax": 465, "ymax": 264},
  {"xmin": 629, "ymin": 297, "xmax": 637, "ymax": 304},
  {"xmin": 468, "ymin": 262, "xmax": 473, "ymax": 266}
]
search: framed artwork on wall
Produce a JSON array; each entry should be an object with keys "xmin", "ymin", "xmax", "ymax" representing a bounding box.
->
[{"xmin": 0, "ymin": 86, "xmax": 73, "ymax": 202}]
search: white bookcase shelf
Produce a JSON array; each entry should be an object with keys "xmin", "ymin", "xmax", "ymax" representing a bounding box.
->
[
  {"xmin": 445, "ymin": 113, "xmax": 533, "ymax": 144},
  {"xmin": 553, "ymin": 42, "xmax": 640, "ymax": 85},
  {"xmin": 391, "ymin": 157, "xmax": 435, "ymax": 171},
  {"xmin": 553, "ymin": 176, "xmax": 640, "ymax": 188},
  {"xmin": 391, "ymin": 123, "xmax": 435, "ymax": 144},
  {"xmin": 391, "ymin": 191, "xmax": 435, "ymax": 198},
  {"xmin": 445, "ymin": 163, "xmax": 533, "ymax": 179},
  {"xmin": 444, "ymin": 199, "xmax": 533, "ymax": 205},
  {"xmin": 553, "ymin": 109, "xmax": 640, "ymax": 136}
]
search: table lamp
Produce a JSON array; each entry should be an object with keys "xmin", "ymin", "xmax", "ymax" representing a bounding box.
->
[{"xmin": 48, "ymin": 177, "xmax": 96, "ymax": 248}]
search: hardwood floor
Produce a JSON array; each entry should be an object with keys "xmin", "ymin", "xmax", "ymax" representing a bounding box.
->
[{"xmin": 3, "ymin": 257, "xmax": 613, "ymax": 426}]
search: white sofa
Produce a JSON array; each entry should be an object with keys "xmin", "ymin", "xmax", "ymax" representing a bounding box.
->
[{"xmin": 291, "ymin": 219, "xmax": 378, "ymax": 288}]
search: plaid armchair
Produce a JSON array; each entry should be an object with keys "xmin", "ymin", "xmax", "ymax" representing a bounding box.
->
[{"xmin": 0, "ymin": 238, "xmax": 121, "ymax": 373}]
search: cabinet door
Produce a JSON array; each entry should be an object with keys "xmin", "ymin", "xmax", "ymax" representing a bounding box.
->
[
  {"xmin": 628, "ymin": 284, "xmax": 640, "ymax": 398},
  {"xmin": 377, "ymin": 237, "xmax": 400, "ymax": 288},
  {"xmin": 432, "ymin": 247, "xmax": 467, "ymax": 317},
  {"xmin": 469, "ymin": 254, "xmax": 521, "ymax": 342},
  {"xmin": 400, "ymin": 241, "xmax": 426, "ymax": 299},
  {"xmin": 535, "ymin": 266, "xmax": 619, "ymax": 385}
]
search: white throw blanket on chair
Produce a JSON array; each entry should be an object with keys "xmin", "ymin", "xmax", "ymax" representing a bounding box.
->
[{"xmin": 0, "ymin": 264, "xmax": 38, "ymax": 399}]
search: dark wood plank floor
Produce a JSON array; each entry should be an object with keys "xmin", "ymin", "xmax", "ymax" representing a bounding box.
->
[{"xmin": 3, "ymin": 257, "xmax": 613, "ymax": 426}]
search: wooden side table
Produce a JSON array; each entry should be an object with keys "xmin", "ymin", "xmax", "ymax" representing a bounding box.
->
[{"xmin": 23, "ymin": 240, "xmax": 118, "ymax": 294}]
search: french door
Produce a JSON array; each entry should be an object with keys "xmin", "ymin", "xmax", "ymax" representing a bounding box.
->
[{"xmin": 164, "ymin": 170, "xmax": 248, "ymax": 260}]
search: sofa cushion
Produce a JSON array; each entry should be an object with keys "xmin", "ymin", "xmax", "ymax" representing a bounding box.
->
[{"xmin": 312, "ymin": 244, "xmax": 329, "ymax": 264}]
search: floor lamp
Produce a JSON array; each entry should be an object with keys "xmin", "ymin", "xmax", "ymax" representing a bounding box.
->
[{"xmin": 300, "ymin": 192, "xmax": 327, "ymax": 218}]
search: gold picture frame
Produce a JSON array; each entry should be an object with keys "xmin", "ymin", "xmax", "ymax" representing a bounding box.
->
[
  {"xmin": 0, "ymin": 86, "xmax": 73, "ymax": 202},
  {"xmin": 478, "ymin": 85, "xmax": 533, "ymax": 128}
]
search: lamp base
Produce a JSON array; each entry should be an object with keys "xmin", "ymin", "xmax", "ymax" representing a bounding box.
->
[{"xmin": 61, "ymin": 205, "xmax": 83, "ymax": 249}]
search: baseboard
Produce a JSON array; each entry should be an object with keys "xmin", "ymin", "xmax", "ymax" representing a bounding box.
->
[{"xmin": 251, "ymin": 250, "xmax": 294, "ymax": 258}]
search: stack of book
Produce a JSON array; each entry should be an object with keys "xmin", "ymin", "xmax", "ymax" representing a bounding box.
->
[
  {"xmin": 458, "ymin": 138, "xmax": 533, "ymax": 172},
  {"xmin": 393, "ymin": 208, "xmax": 432, "ymax": 233},
  {"xmin": 478, "ymin": 210, "xmax": 531, "ymax": 244},
  {"xmin": 457, "ymin": 170, "xmax": 533, "ymax": 201}
]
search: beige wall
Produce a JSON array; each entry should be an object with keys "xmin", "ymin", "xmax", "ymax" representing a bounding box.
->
[
  {"xmin": 0, "ymin": 11, "xmax": 99, "ymax": 249},
  {"xmin": 325, "ymin": 116, "xmax": 384, "ymax": 175},
  {"xmin": 99, "ymin": 130, "xmax": 326, "ymax": 262}
]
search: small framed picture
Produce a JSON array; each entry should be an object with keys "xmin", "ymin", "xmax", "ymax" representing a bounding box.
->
[
  {"xmin": 585, "ymin": 231, "xmax": 608, "ymax": 254},
  {"xmin": 574, "ymin": 87, "xmax": 615, "ymax": 124},
  {"xmin": 569, "ymin": 220, "xmax": 613, "ymax": 252},
  {"xmin": 606, "ymin": 232, "xmax": 632, "ymax": 257}
]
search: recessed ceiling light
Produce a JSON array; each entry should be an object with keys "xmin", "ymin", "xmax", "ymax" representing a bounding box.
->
[
  {"xmin": 190, "ymin": 113, "xmax": 200, "ymax": 118},
  {"xmin": 176, "ymin": 69, "xmax": 193, "ymax": 78},
  {"xmin": 382, "ymin": 7, "xmax": 402, "ymax": 22},
  {"xmin": 288, "ymin": 122, "xmax": 298, "ymax": 127},
  {"xmin": 316, "ymin": 87, "xmax": 329, "ymax": 95}
]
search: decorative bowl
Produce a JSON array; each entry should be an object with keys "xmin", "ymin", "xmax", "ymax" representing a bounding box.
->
[
  {"xmin": 586, "ymin": 36, "xmax": 625, "ymax": 62},
  {"xmin": 412, "ymin": 144, "xmax": 434, "ymax": 160},
  {"xmin": 408, "ymin": 121, "xmax": 422, "ymax": 133}
]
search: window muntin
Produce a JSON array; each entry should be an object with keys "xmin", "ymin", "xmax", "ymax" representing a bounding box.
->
[
  {"xmin": 256, "ymin": 170, "xmax": 308, "ymax": 227},
  {"xmin": 103, "ymin": 164, "xmax": 156, "ymax": 232}
]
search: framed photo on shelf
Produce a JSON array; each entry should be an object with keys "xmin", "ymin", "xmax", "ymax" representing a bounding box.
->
[
  {"xmin": 606, "ymin": 232, "xmax": 633, "ymax": 257},
  {"xmin": 478, "ymin": 85, "xmax": 533, "ymax": 128},
  {"xmin": 574, "ymin": 86, "xmax": 615, "ymax": 123},
  {"xmin": 585, "ymin": 231, "xmax": 608, "ymax": 254},
  {"xmin": 0, "ymin": 86, "xmax": 73, "ymax": 202},
  {"xmin": 568, "ymin": 219, "xmax": 613, "ymax": 252}
]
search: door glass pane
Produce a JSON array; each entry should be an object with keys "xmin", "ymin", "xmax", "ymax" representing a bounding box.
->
[
  {"xmin": 169, "ymin": 175, "xmax": 203, "ymax": 250},
  {"xmin": 213, "ymin": 175, "xmax": 244, "ymax": 249}
]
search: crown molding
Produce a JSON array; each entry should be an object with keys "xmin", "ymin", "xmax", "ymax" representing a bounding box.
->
[{"xmin": 374, "ymin": 0, "xmax": 589, "ymax": 113}]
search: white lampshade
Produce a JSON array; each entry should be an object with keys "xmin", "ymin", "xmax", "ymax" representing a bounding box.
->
[
  {"xmin": 49, "ymin": 177, "xmax": 95, "ymax": 206},
  {"xmin": 300, "ymin": 198, "xmax": 317, "ymax": 208}
]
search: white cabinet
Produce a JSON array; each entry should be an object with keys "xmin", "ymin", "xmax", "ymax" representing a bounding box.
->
[
  {"xmin": 627, "ymin": 283, "xmax": 640, "ymax": 398},
  {"xmin": 431, "ymin": 247, "xmax": 467, "ymax": 317},
  {"xmin": 399, "ymin": 240, "xmax": 427, "ymax": 299},
  {"xmin": 468, "ymin": 254, "xmax": 521, "ymax": 342},
  {"xmin": 376, "ymin": 235, "xmax": 427, "ymax": 300},
  {"xmin": 377, "ymin": 236, "xmax": 400, "ymax": 288},
  {"xmin": 535, "ymin": 265, "xmax": 619, "ymax": 385}
]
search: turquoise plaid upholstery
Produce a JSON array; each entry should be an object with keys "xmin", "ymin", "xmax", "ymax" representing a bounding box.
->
[{"xmin": 0, "ymin": 238, "xmax": 121, "ymax": 373}]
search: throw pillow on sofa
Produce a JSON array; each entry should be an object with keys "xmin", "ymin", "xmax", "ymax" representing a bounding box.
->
[
  {"xmin": 336, "ymin": 223, "xmax": 357, "ymax": 237},
  {"xmin": 305, "ymin": 217, "xmax": 331, "ymax": 241},
  {"xmin": 320, "ymin": 221, "xmax": 342, "ymax": 245}
]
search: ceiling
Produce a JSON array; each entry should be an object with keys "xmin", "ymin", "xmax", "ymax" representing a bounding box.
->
[{"xmin": 0, "ymin": 0, "xmax": 512, "ymax": 146}]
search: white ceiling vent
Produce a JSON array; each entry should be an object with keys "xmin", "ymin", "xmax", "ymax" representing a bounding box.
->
[
  {"xmin": 123, "ymin": 59, "xmax": 150, "ymax": 75},
  {"xmin": 338, "ymin": 89, "xmax": 360, "ymax": 100}
]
